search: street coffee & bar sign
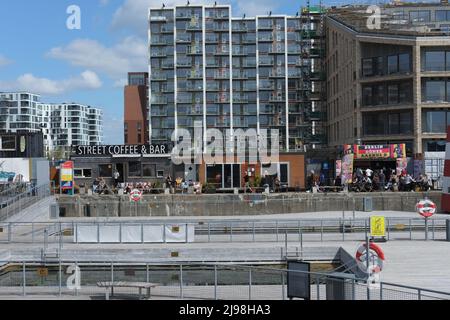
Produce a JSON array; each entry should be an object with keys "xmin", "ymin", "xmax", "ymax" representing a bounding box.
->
[{"xmin": 73, "ymin": 145, "xmax": 169, "ymax": 156}]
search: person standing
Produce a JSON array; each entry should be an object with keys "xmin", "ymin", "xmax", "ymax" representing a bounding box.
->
[
  {"xmin": 379, "ymin": 169, "xmax": 386, "ymax": 191},
  {"xmin": 244, "ymin": 173, "xmax": 250, "ymax": 193},
  {"xmin": 113, "ymin": 169, "xmax": 120, "ymax": 188}
]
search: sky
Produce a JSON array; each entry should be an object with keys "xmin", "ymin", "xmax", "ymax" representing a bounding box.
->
[{"xmin": 0, "ymin": 0, "xmax": 355, "ymax": 144}]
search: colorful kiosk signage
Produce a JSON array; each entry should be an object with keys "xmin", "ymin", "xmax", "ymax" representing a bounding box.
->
[
  {"xmin": 60, "ymin": 161, "xmax": 74, "ymax": 195},
  {"xmin": 344, "ymin": 144, "xmax": 406, "ymax": 160}
]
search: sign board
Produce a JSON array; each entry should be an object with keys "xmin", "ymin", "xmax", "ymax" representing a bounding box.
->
[
  {"xmin": 129, "ymin": 189, "xmax": 143, "ymax": 202},
  {"xmin": 287, "ymin": 261, "xmax": 311, "ymax": 300},
  {"xmin": 73, "ymin": 145, "xmax": 169, "ymax": 156},
  {"xmin": 343, "ymin": 144, "xmax": 406, "ymax": 160},
  {"xmin": 416, "ymin": 199, "xmax": 436, "ymax": 218},
  {"xmin": 335, "ymin": 160, "xmax": 342, "ymax": 178},
  {"xmin": 341, "ymin": 154, "xmax": 354, "ymax": 184},
  {"xmin": 370, "ymin": 216, "xmax": 386, "ymax": 238},
  {"xmin": 60, "ymin": 161, "xmax": 74, "ymax": 191}
]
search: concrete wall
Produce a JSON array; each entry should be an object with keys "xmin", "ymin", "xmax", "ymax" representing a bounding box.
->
[{"xmin": 56, "ymin": 191, "xmax": 444, "ymax": 218}]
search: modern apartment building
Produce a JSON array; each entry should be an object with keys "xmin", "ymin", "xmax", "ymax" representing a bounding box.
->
[
  {"xmin": 325, "ymin": 1, "xmax": 450, "ymax": 181},
  {"xmin": 124, "ymin": 72, "xmax": 149, "ymax": 145},
  {"xmin": 148, "ymin": 4, "xmax": 326, "ymax": 152},
  {"xmin": 0, "ymin": 92, "xmax": 103, "ymax": 154}
]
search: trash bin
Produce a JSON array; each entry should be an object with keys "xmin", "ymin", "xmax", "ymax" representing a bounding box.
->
[
  {"xmin": 50, "ymin": 204, "xmax": 60, "ymax": 219},
  {"xmin": 364, "ymin": 197, "xmax": 373, "ymax": 212},
  {"xmin": 446, "ymin": 220, "xmax": 450, "ymax": 242}
]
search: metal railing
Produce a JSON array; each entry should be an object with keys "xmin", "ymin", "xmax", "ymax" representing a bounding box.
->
[
  {"xmin": 0, "ymin": 216, "xmax": 447, "ymax": 245},
  {"xmin": 0, "ymin": 261, "xmax": 448, "ymax": 300},
  {"xmin": 0, "ymin": 183, "xmax": 52, "ymax": 222}
]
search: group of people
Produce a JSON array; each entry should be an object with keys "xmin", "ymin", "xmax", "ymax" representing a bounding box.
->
[
  {"xmin": 343, "ymin": 168, "xmax": 432, "ymax": 192},
  {"xmin": 243, "ymin": 171, "xmax": 283, "ymax": 193},
  {"xmin": 165, "ymin": 175, "xmax": 202, "ymax": 194}
]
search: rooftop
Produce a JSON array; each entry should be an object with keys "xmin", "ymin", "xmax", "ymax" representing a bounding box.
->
[{"xmin": 327, "ymin": 1, "xmax": 450, "ymax": 37}]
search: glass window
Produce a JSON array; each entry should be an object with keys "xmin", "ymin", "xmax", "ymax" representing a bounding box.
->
[
  {"xmin": 362, "ymin": 58, "xmax": 373, "ymax": 77},
  {"xmin": 99, "ymin": 164, "xmax": 113, "ymax": 177},
  {"xmin": 157, "ymin": 170, "xmax": 164, "ymax": 178},
  {"xmin": 387, "ymin": 55, "xmax": 398, "ymax": 74},
  {"xmin": 425, "ymin": 140, "xmax": 446, "ymax": 152},
  {"xmin": 375, "ymin": 84, "xmax": 385, "ymax": 105},
  {"xmin": 128, "ymin": 162, "xmax": 141, "ymax": 177},
  {"xmin": 423, "ymin": 80, "xmax": 446, "ymax": 102},
  {"xmin": 143, "ymin": 164, "xmax": 155, "ymax": 177},
  {"xmin": 280, "ymin": 164, "xmax": 288, "ymax": 184},
  {"xmin": 399, "ymin": 112, "xmax": 412, "ymax": 134},
  {"xmin": 424, "ymin": 51, "xmax": 445, "ymax": 71},
  {"xmin": 422, "ymin": 111, "xmax": 446, "ymax": 133},
  {"xmin": 0, "ymin": 136, "xmax": 16, "ymax": 150},
  {"xmin": 399, "ymin": 82, "xmax": 412, "ymax": 103},
  {"xmin": 362, "ymin": 86, "xmax": 373, "ymax": 106},
  {"xmin": 447, "ymin": 52, "xmax": 450, "ymax": 71},
  {"xmin": 388, "ymin": 84, "xmax": 399, "ymax": 104},
  {"xmin": 398, "ymin": 53, "xmax": 410, "ymax": 73},
  {"xmin": 436, "ymin": 10, "xmax": 448, "ymax": 21},
  {"xmin": 389, "ymin": 113, "xmax": 400, "ymax": 134}
]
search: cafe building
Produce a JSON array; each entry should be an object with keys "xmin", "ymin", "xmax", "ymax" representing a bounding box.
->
[
  {"xmin": 70, "ymin": 145, "xmax": 306, "ymax": 191},
  {"xmin": 70, "ymin": 144, "xmax": 185, "ymax": 188}
]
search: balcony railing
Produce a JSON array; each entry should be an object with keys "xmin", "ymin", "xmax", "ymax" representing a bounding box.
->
[{"xmin": 187, "ymin": 46, "xmax": 202, "ymax": 55}]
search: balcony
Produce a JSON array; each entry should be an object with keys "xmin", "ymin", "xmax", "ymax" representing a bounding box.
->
[
  {"xmin": 187, "ymin": 46, "xmax": 202, "ymax": 55},
  {"xmin": 258, "ymin": 35, "xmax": 274, "ymax": 42},
  {"xmin": 258, "ymin": 22, "xmax": 274, "ymax": 30},
  {"xmin": 288, "ymin": 71, "xmax": 302, "ymax": 78},
  {"xmin": 186, "ymin": 22, "xmax": 201, "ymax": 31},
  {"xmin": 269, "ymin": 46, "xmax": 285, "ymax": 54},
  {"xmin": 160, "ymin": 26, "xmax": 173, "ymax": 33},
  {"xmin": 214, "ymin": 47, "xmax": 229, "ymax": 55},
  {"xmin": 269, "ymin": 95, "xmax": 286, "ymax": 102},
  {"xmin": 186, "ymin": 85, "xmax": 203, "ymax": 91},
  {"xmin": 177, "ymin": 60, "xmax": 192, "ymax": 68},
  {"xmin": 269, "ymin": 70, "xmax": 285, "ymax": 78},
  {"xmin": 259, "ymin": 58, "xmax": 274, "ymax": 66},
  {"xmin": 232, "ymin": 71, "xmax": 248, "ymax": 80},
  {"xmin": 206, "ymin": 85, "xmax": 220, "ymax": 91},
  {"xmin": 151, "ymin": 73, "xmax": 167, "ymax": 81},
  {"xmin": 233, "ymin": 47, "xmax": 247, "ymax": 56},
  {"xmin": 205, "ymin": 35, "xmax": 219, "ymax": 43},
  {"xmin": 151, "ymin": 51, "xmax": 167, "ymax": 58},
  {"xmin": 162, "ymin": 62, "xmax": 174, "ymax": 69},
  {"xmin": 176, "ymin": 34, "xmax": 192, "ymax": 43},
  {"xmin": 186, "ymin": 70, "xmax": 203, "ymax": 79},
  {"xmin": 288, "ymin": 46, "xmax": 302, "ymax": 54},
  {"xmin": 215, "ymin": 94, "xmax": 230, "ymax": 103},
  {"xmin": 151, "ymin": 37, "xmax": 168, "ymax": 45},
  {"xmin": 214, "ymin": 72, "xmax": 229, "ymax": 79},
  {"xmin": 151, "ymin": 97, "xmax": 168, "ymax": 105},
  {"xmin": 213, "ymin": 25, "xmax": 229, "ymax": 32},
  {"xmin": 232, "ymin": 25, "xmax": 248, "ymax": 32},
  {"xmin": 233, "ymin": 95, "xmax": 249, "ymax": 103},
  {"xmin": 150, "ymin": 16, "xmax": 167, "ymax": 22}
]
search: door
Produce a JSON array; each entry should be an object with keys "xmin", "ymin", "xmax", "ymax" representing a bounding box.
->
[{"xmin": 115, "ymin": 163, "xmax": 125, "ymax": 183}]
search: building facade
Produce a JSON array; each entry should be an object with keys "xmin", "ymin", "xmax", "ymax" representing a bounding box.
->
[
  {"xmin": 124, "ymin": 72, "xmax": 149, "ymax": 145},
  {"xmin": 148, "ymin": 4, "xmax": 326, "ymax": 152},
  {"xmin": 325, "ymin": 3, "xmax": 450, "ymax": 157},
  {"xmin": 0, "ymin": 92, "xmax": 103, "ymax": 154}
]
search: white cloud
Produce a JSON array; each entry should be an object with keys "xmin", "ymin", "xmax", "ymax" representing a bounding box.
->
[
  {"xmin": 47, "ymin": 37, "xmax": 147, "ymax": 80},
  {"xmin": 0, "ymin": 55, "xmax": 12, "ymax": 67},
  {"xmin": 0, "ymin": 70, "xmax": 102, "ymax": 95}
]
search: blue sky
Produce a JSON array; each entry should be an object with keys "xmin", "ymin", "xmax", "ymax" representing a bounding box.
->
[{"xmin": 0, "ymin": 0, "xmax": 337, "ymax": 144}]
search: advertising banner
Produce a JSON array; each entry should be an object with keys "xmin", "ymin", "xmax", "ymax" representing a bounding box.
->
[
  {"xmin": 60, "ymin": 161, "xmax": 74, "ymax": 190},
  {"xmin": 343, "ymin": 144, "xmax": 406, "ymax": 160},
  {"xmin": 341, "ymin": 154, "xmax": 354, "ymax": 184},
  {"xmin": 396, "ymin": 158, "xmax": 408, "ymax": 176},
  {"xmin": 335, "ymin": 160, "xmax": 342, "ymax": 178}
]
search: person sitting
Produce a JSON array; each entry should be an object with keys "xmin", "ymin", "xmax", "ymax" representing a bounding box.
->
[{"xmin": 181, "ymin": 179, "xmax": 189, "ymax": 193}]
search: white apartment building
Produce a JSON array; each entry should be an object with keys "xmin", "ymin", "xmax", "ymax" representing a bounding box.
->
[{"xmin": 0, "ymin": 92, "xmax": 103, "ymax": 153}]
